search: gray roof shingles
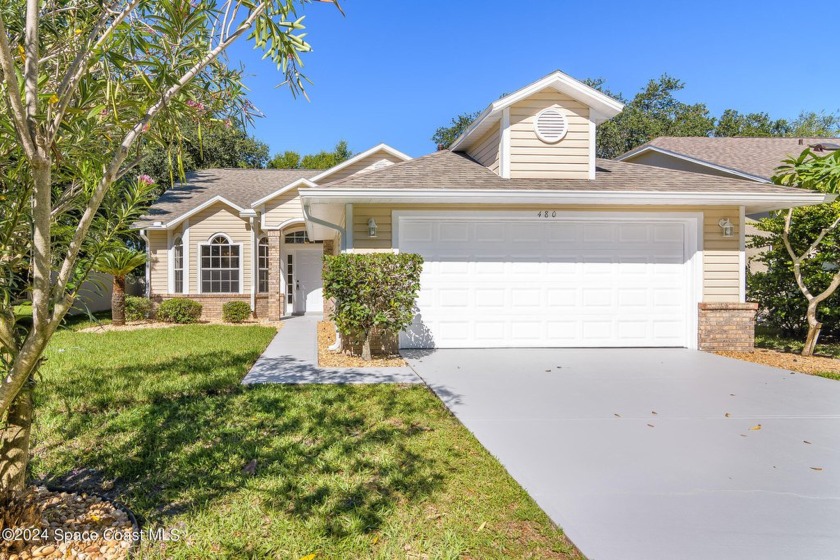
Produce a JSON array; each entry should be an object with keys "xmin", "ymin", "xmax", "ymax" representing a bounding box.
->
[
  {"xmin": 622, "ymin": 136, "xmax": 840, "ymax": 181},
  {"xmin": 317, "ymin": 149, "xmax": 809, "ymax": 194},
  {"xmin": 135, "ymin": 168, "xmax": 318, "ymax": 226}
]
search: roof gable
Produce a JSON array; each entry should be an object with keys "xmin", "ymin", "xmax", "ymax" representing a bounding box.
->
[
  {"xmin": 450, "ymin": 70, "xmax": 624, "ymax": 152},
  {"xmin": 309, "ymin": 143, "xmax": 412, "ymax": 184}
]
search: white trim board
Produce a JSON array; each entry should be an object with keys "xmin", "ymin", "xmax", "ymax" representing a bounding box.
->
[{"xmin": 250, "ymin": 178, "xmax": 318, "ymax": 209}]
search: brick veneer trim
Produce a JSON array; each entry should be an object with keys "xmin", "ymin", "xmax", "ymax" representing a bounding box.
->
[{"xmin": 697, "ymin": 302, "xmax": 758, "ymax": 352}]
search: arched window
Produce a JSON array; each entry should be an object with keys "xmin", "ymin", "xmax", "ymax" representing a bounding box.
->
[
  {"xmin": 200, "ymin": 234, "xmax": 240, "ymax": 293},
  {"xmin": 258, "ymin": 237, "xmax": 269, "ymax": 293},
  {"xmin": 173, "ymin": 236, "xmax": 184, "ymax": 293}
]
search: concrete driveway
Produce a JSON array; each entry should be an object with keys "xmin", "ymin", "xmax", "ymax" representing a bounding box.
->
[{"xmin": 403, "ymin": 348, "xmax": 840, "ymax": 560}]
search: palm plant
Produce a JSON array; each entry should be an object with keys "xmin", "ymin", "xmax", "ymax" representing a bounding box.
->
[{"xmin": 95, "ymin": 247, "xmax": 147, "ymax": 326}]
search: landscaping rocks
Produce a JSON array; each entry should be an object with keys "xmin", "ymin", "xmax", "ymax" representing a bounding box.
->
[{"xmin": 1, "ymin": 487, "xmax": 134, "ymax": 560}]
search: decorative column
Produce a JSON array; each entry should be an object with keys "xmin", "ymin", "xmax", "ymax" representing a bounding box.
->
[{"xmin": 267, "ymin": 230, "xmax": 282, "ymax": 321}]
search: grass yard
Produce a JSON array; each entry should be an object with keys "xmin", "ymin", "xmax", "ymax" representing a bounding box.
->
[{"xmin": 32, "ymin": 324, "xmax": 580, "ymax": 559}]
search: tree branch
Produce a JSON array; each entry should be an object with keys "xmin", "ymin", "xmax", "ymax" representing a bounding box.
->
[
  {"xmin": 50, "ymin": 4, "xmax": 267, "ymax": 305},
  {"xmin": 49, "ymin": 0, "xmax": 141, "ymax": 142},
  {"xmin": 0, "ymin": 16, "xmax": 37, "ymax": 159}
]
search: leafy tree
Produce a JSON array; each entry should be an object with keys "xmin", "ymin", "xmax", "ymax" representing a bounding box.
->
[
  {"xmin": 0, "ymin": 0, "xmax": 339, "ymax": 492},
  {"xmin": 94, "ymin": 246, "xmax": 148, "ymax": 326},
  {"xmin": 714, "ymin": 110, "xmax": 791, "ymax": 137},
  {"xmin": 431, "ymin": 111, "xmax": 481, "ymax": 150},
  {"xmin": 268, "ymin": 150, "xmax": 302, "ymax": 169},
  {"xmin": 268, "ymin": 140, "xmax": 352, "ymax": 169},
  {"xmin": 323, "ymin": 253, "xmax": 423, "ymax": 361},
  {"xmin": 790, "ymin": 111, "xmax": 840, "ymax": 137},
  {"xmin": 138, "ymin": 122, "xmax": 270, "ymax": 189},
  {"xmin": 752, "ymin": 149, "xmax": 840, "ymax": 355},
  {"xmin": 593, "ymin": 75, "xmax": 715, "ymax": 158}
]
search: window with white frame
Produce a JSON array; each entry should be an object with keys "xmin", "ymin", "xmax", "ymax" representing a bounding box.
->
[
  {"xmin": 200, "ymin": 234, "xmax": 240, "ymax": 293},
  {"xmin": 258, "ymin": 237, "xmax": 269, "ymax": 293},
  {"xmin": 284, "ymin": 230, "xmax": 322, "ymax": 244},
  {"xmin": 173, "ymin": 236, "xmax": 184, "ymax": 293}
]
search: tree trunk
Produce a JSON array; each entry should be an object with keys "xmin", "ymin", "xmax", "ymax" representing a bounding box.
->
[
  {"xmin": 111, "ymin": 275, "xmax": 126, "ymax": 326},
  {"xmin": 802, "ymin": 301, "xmax": 822, "ymax": 357},
  {"xmin": 0, "ymin": 379, "xmax": 34, "ymax": 492},
  {"xmin": 362, "ymin": 332, "xmax": 372, "ymax": 361}
]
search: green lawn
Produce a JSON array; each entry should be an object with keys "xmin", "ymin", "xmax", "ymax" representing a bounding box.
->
[
  {"xmin": 33, "ymin": 325, "xmax": 580, "ymax": 559},
  {"xmin": 755, "ymin": 328, "xmax": 840, "ymax": 359}
]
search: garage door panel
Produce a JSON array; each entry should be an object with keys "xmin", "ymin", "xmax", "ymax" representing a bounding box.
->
[{"xmin": 399, "ymin": 216, "xmax": 692, "ymax": 349}]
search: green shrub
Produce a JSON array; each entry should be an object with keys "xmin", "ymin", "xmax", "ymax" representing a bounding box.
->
[
  {"xmin": 222, "ymin": 301, "xmax": 251, "ymax": 323},
  {"xmin": 156, "ymin": 298, "xmax": 203, "ymax": 324},
  {"xmin": 323, "ymin": 252, "xmax": 423, "ymax": 360},
  {"xmin": 124, "ymin": 296, "xmax": 152, "ymax": 322}
]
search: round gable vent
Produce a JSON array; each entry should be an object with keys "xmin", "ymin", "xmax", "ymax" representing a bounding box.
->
[{"xmin": 534, "ymin": 107, "xmax": 568, "ymax": 143}]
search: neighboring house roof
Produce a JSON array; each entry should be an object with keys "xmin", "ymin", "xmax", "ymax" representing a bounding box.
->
[
  {"xmin": 617, "ymin": 137, "xmax": 840, "ymax": 182},
  {"xmin": 450, "ymin": 70, "xmax": 624, "ymax": 152},
  {"xmin": 135, "ymin": 168, "xmax": 319, "ymax": 227},
  {"xmin": 319, "ymin": 149, "xmax": 811, "ymax": 194}
]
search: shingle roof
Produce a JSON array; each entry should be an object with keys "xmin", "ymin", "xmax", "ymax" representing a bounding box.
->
[
  {"xmin": 319, "ymin": 149, "xmax": 809, "ymax": 194},
  {"xmin": 136, "ymin": 168, "xmax": 319, "ymax": 226},
  {"xmin": 621, "ymin": 137, "xmax": 840, "ymax": 181}
]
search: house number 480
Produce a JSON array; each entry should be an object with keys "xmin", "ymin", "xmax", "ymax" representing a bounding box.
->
[{"xmin": 537, "ymin": 210, "xmax": 557, "ymax": 218}]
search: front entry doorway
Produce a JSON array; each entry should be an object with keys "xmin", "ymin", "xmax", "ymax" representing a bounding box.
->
[{"xmin": 285, "ymin": 246, "xmax": 323, "ymax": 316}]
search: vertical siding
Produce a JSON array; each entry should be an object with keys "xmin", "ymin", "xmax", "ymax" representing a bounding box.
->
[
  {"xmin": 148, "ymin": 230, "xmax": 168, "ymax": 296},
  {"xmin": 263, "ymin": 189, "xmax": 303, "ymax": 228},
  {"xmin": 351, "ymin": 204, "xmax": 743, "ymax": 303},
  {"xmin": 467, "ymin": 126, "xmax": 500, "ymax": 173},
  {"xmin": 508, "ymin": 89, "xmax": 591, "ymax": 179},
  {"xmin": 187, "ymin": 203, "xmax": 253, "ymax": 293},
  {"xmin": 318, "ymin": 151, "xmax": 406, "ymax": 184}
]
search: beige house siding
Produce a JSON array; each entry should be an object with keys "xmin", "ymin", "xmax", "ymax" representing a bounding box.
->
[
  {"xmin": 351, "ymin": 204, "xmax": 742, "ymax": 302},
  {"xmin": 508, "ymin": 89, "xmax": 591, "ymax": 179},
  {"xmin": 319, "ymin": 151, "xmax": 406, "ymax": 184},
  {"xmin": 187, "ymin": 202, "xmax": 253, "ymax": 294},
  {"xmin": 467, "ymin": 126, "xmax": 500, "ymax": 173},
  {"xmin": 263, "ymin": 189, "xmax": 303, "ymax": 228},
  {"xmin": 148, "ymin": 229, "xmax": 169, "ymax": 295}
]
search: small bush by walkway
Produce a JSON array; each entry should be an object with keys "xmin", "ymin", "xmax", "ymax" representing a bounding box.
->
[{"xmin": 32, "ymin": 325, "xmax": 580, "ymax": 559}]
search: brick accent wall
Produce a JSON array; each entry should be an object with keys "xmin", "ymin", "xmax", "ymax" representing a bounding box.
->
[
  {"xmin": 152, "ymin": 294, "xmax": 271, "ymax": 321},
  {"xmin": 697, "ymin": 302, "xmax": 758, "ymax": 352},
  {"xmin": 266, "ymin": 230, "xmax": 282, "ymax": 320}
]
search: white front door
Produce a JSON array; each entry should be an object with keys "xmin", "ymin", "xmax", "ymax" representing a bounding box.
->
[
  {"xmin": 287, "ymin": 249, "xmax": 323, "ymax": 315},
  {"xmin": 397, "ymin": 212, "xmax": 699, "ymax": 349}
]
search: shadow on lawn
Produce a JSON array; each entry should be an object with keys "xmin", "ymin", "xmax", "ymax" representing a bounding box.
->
[{"xmin": 36, "ymin": 350, "xmax": 445, "ymax": 539}]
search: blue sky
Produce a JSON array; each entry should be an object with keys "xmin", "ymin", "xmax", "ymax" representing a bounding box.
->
[{"xmin": 226, "ymin": 0, "xmax": 840, "ymax": 159}]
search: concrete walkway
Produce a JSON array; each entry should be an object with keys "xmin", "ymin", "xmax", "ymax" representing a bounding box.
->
[
  {"xmin": 242, "ymin": 314, "xmax": 421, "ymax": 384},
  {"xmin": 404, "ymin": 348, "xmax": 840, "ymax": 560}
]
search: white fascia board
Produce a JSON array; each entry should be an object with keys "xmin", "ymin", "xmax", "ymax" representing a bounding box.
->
[
  {"xmin": 309, "ymin": 143, "xmax": 413, "ymax": 184},
  {"xmin": 163, "ymin": 195, "xmax": 246, "ymax": 229},
  {"xmin": 301, "ymin": 188, "xmax": 833, "ymax": 214},
  {"xmin": 250, "ymin": 178, "xmax": 318, "ymax": 208},
  {"xmin": 617, "ymin": 146, "xmax": 771, "ymax": 183},
  {"xmin": 450, "ymin": 70, "xmax": 625, "ymax": 151}
]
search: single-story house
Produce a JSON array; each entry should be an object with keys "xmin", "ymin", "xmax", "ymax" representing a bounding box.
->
[
  {"xmin": 617, "ymin": 136, "xmax": 840, "ymax": 272},
  {"xmin": 136, "ymin": 71, "xmax": 833, "ymax": 351}
]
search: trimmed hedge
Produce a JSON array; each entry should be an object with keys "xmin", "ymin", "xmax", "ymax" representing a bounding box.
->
[
  {"xmin": 125, "ymin": 296, "xmax": 152, "ymax": 322},
  {"xmin": 222, "ymin": 301, "xmax": 251, "ymax": 323},
  {"xmin": 323, "ymin": 252, "xmax": 423, "ymax": 360},
  {"xmin": 156, "ymin": 298, "xmax": 203, "ymax": 324}
]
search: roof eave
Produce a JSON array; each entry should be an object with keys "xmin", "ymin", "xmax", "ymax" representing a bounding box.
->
[
  {"xmin": 301, "ymin": 188, "xmax": 832, "ymax": 215},
  {"xmin": 616, "ymin": 145, "xmax": 771, "ymax": 183}
]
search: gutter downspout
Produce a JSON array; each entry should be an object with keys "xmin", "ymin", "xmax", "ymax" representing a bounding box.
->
[
  {"xmin": 139, "ymin": 229, "xmax": 151, "ymax": 298},
  {"xmin": 303, "ymin": 202, "xmax": 346, "ymax": 251},
  {"xmin": 303, "ymin": 202, "xmax": 345, "ymax": 350}
]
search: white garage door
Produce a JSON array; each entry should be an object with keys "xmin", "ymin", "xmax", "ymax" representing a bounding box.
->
[{"xmin": 397, "ymin": 213, "xmax": 696, "ymax": 349}]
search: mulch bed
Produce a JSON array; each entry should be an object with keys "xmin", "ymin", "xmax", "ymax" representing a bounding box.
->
[
  {"xmin": 317, "ymin": 321, "xmax": 406, "ymax": 368},
  {"xmin": 716, "ymin": 348, "xmax": 840, "ymax": 377},
  {"xmin": 1, "ymin": 487, "xmax": 134, "ymax": 559}
]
